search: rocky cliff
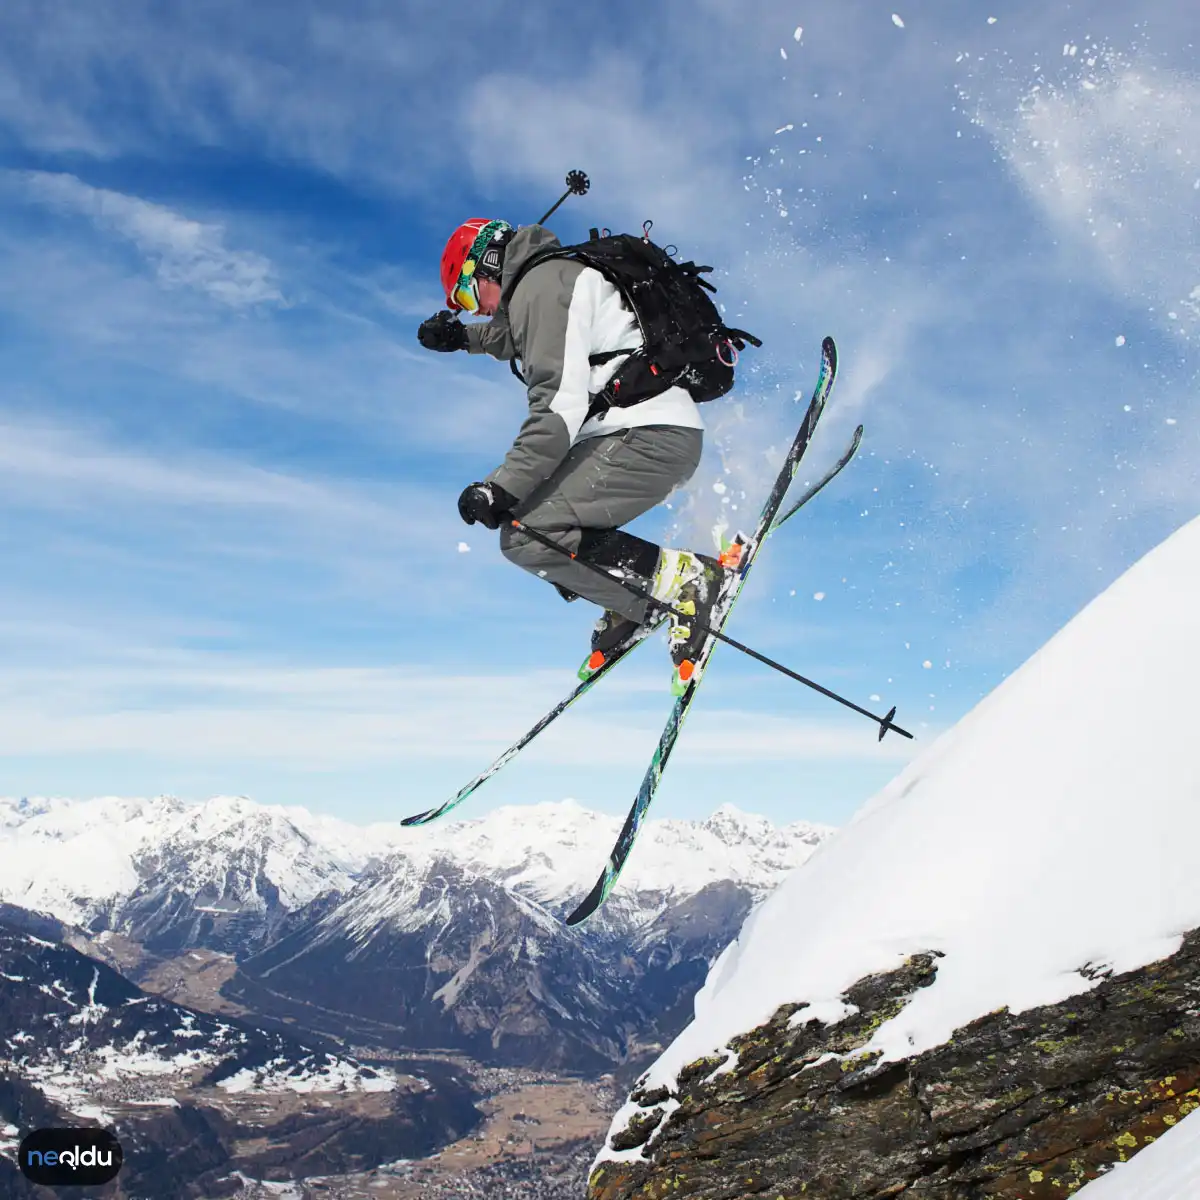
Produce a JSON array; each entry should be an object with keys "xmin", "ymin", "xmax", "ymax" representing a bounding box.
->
[{"xmin": 590, "ymin": 930, "xmax": 1200, "ymax": 1199}]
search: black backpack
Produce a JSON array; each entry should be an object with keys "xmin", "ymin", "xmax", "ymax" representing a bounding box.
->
[{"xmin": 502, "ymin": 224, "xmax": 761, "ymax": 417}]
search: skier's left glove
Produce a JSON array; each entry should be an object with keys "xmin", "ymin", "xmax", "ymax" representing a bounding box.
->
[{"xmin": 457, "ymin": 482, "xmax": 519, "ymax": 530}]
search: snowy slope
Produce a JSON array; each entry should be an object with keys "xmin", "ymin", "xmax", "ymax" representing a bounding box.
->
[
  {"xmin": 1075, "ymin": 1107, "xmax": 1200, "ymax": 1198},
  {"xmin": 620, "ymin": 511, "xmax": 1200, "ymax": 1117},
  {"xmin": 0, "ymin": 795, "xmax": 190, "ymax": 923}
]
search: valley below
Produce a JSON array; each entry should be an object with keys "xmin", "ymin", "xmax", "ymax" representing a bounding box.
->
[{"xmin": 1, "ymin": 796, "xmax": 823, "ymax": 1196}]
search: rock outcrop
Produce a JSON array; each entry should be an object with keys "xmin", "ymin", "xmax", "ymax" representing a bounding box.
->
[{"xmin": 590, "ymin": 929, "xmax": 1200, "ymax": 1199}]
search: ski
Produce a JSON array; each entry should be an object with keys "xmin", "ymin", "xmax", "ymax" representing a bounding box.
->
[
  {"xmin": 400, "ymin": 615, "xmax": 668, "ymax": 827},
  {"xmin": 773, "ymin": 422, "xmax": 863, "ymax": 532},
  {"xmin": 565, "ymin": 336, "xmax": 841, "ymax": 926}
]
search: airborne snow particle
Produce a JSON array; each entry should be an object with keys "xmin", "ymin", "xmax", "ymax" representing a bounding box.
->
[
  {"xmin": 892, "ymin": 13, "xmax": 905, "ymax": 28},
  {"xmin": 1115, "ymin": 334, "xmax": 1126, "ymax": 346},
  {"xmin": 457, "ymin": 542, "xmax": 471, "ymax": 553},
  {"xmin": 813, "ymin": 591, "xmax": 826, "ymax": 601},
  {"xmin": 987, "ymin": 15, "xmax": 997, "ymax": 23},
  {"xmin": 780, "ymin": 47, "xmax": 788, "ymax": 60},
  {"xmin": 793, "ymin": 26, "xmax": 803, "ymax": 41},
  {"xmin": 713, "ymin": 481, "xmax": 728, "ymax": 495},
  {"xmin": 923, "ymin": 660, "xmax": 933, "ymax": 669},
  {"xmin": 775, "ymin": 123, "xmax": 795, "ymax": 134}
]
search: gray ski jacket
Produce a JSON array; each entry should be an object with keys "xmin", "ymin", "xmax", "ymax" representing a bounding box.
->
[{"xmin": 463, "ymin": 225, "xmax": 702, "ymax": 503}]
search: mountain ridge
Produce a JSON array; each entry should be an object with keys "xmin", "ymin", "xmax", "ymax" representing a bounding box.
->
[{"xmin": 0, "ymin": 796, "xmax": 833, "ymax": 1072}]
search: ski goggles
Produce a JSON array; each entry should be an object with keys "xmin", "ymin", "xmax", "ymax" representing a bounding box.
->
[{"xmin": 450, "ymin": 259, "xmax": 481, "ymax": 314}]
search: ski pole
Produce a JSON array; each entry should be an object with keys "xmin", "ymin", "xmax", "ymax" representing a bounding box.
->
[
  {"xmin": 506, "ymin": 517, "xmax": 913, "ymax": 743},
  {"xmin": 536, "ymin": 170, "xmax": 590, "ymax": 225}
]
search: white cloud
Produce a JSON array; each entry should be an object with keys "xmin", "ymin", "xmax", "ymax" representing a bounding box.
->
[
  {"xmin": 463, "ymin": 58, "xmax": 746, "ymax": 240},
  {"xmin": 0, "ymin": 417, "xmax": 409, "ymax": 525},
  {"xmin": 12, "ymin": 170, "xmax": 283, "ymax": 308},
  {"xmin": 0, "ymin": 4, "xmax": 489, "ymax": 195},
  {"xmin": 0, "ymin": 649, "xmax": 915, "ymax": 771},
  {"xmin": 0, "ymin": 415, "xmax": 493, "ymax": 621}
]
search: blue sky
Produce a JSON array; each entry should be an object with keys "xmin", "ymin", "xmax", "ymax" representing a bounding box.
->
[{"xmin": 0, "ymin": 0, "xmax": 1196, "ymax": 828}]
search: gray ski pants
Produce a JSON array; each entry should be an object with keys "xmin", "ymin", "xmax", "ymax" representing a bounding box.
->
[{"xmin": 498, "ymin": 425, "xmax": 703, "ymax": 622}]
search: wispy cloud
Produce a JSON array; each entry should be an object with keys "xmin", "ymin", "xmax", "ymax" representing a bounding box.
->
[
  {"xmin": 0, "ymin": 191, "xmax": 518, "ymax": 456},
  {"xmin": 0, "ymin": 413, "xmax": 503, "ymax": 631},
  {"xmin": 0, "ymin": 649, "xmax": 915, "ymax": 771},
  {"xmin": 463, "ymin": 57, "xmax": 747, "ymax": 240},
  {"xmin": 0, "ymin": 416, "xmax": 417, "ymax": 524},
  {"xmin": 0, "ymin": 3, "xmax": 519, "ymax": 198},
  {"xmin": 11, "ymin": 169, "xmax": 284, "ymax": 307}
]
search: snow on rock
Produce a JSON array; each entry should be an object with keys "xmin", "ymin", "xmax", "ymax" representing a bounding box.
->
[
  {"xmin": 1075, "ymin": 1106, "xmax": 1200, "ymax": 1197},
  {"xmin": 630, "ymin": 511, "xmax": 1200, "ymax": 1101}
]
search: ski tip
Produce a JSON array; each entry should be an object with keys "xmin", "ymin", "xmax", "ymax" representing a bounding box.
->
[
  {"xmin": 821, "ymin": 335, "xmax": 837, "ymax": 372},
  {"xmin": 565, "ymin": 877, "xmax": 606, "ymax": 926},
  {"xmin": 400, "ymin": 813, "xmax": 428, "ymax": 827},
  {"xmin": 561, "ymin": 864, "xmax": 609, "ymax": 926}
]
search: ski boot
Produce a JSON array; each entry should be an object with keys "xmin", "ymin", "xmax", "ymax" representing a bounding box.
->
[
  {"xmin": 650, "ymin": 549, "xmax": 732, "ymax": 695},
  {"xmin": 578, "ymin": 610, "xmax": 643, "ymax": 681}
]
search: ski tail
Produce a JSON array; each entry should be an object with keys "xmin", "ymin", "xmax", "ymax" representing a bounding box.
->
[{"xmin": 401, "ymin": 614, "xmax": 667, "ymax": 827}]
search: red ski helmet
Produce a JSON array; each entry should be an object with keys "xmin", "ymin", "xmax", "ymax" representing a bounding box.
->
[{"xmin": 440, "ymin": 218, "xmax": 514, "ymax": 312}]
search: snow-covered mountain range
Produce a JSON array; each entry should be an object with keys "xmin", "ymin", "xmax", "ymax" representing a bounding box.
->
[
  {"xmin": 0, "ymin": 795, "xmax": 831, "ymax": 1069},
  {"xmin": 590, "ymin": 514, "xmax": 1200, "ymax": 1195},
  {"xmin": 0, "ymin": 794, "xmax": 827, "ymax": 939}
]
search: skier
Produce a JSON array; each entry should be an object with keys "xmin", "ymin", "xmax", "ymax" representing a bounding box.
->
[{"xmin": 417, "ymin": 217, "xmax": 729, "ymax": 680}]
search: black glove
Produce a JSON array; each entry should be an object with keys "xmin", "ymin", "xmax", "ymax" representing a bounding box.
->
[
  {"xmin": 418, "ymin": 310, "xmax": 469, "ymax": 353},
  {"xmin": 457, "ymin": 482, "xmax": 519, "ymax": 530}
]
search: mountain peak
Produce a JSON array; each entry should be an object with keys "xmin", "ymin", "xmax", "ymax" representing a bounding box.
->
[{"xmin": 700, "ymin": 804, "xmax": 773, "ymax": 845}]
